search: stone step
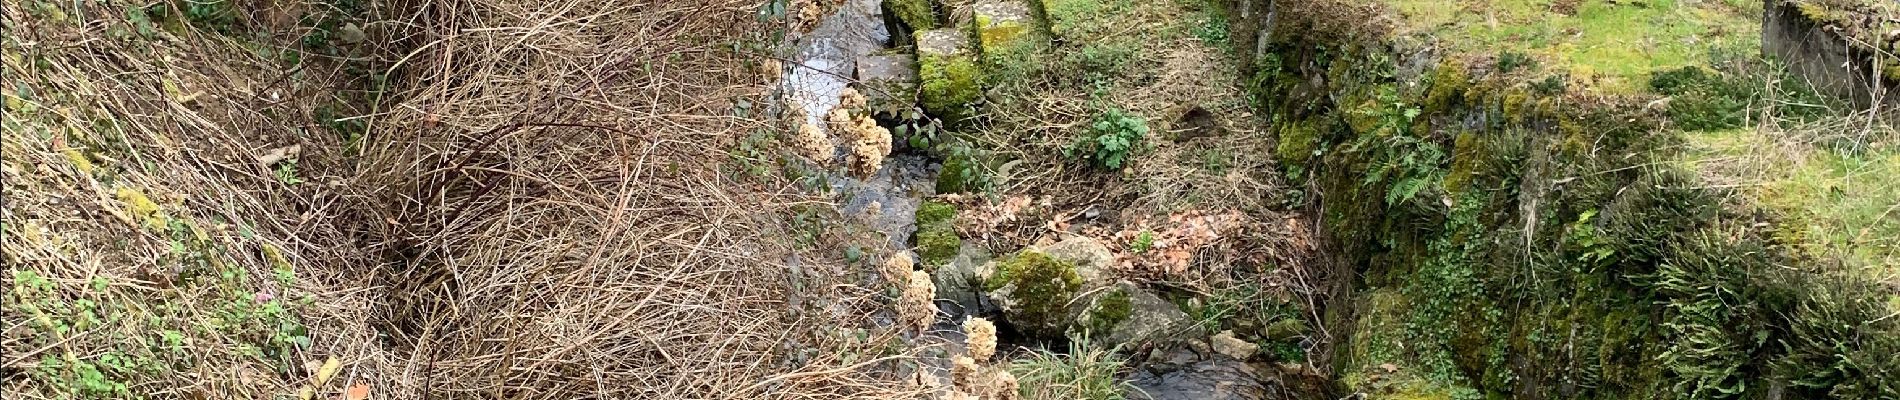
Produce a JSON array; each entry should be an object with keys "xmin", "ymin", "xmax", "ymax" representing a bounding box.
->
[
  {"xmin": 856, "ymin": 54, "xmax": 920, "ymax": 118},
  {"xmin": 968, "ymin": 0, "xmax": 1041, "ymax": 66},
  {"xmin": 917, "ymin": 28, "xmax": 981, "ymax": 120}
]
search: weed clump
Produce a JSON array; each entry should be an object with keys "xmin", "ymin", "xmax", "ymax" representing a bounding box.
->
[
  {"xmin": 1008, "ymin": 339, "xmax": 1131, "ymax": 400},
  {"xmin": 1066, "ymin": 108, "xmax": 1148, "ymax": 170},
  {"xmin": 1649, "ymin": 66, "xmax": 1751, "ymax": 131}
]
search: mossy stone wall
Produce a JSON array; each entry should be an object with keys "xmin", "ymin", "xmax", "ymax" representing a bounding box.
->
[{"xmin": 1225, "ymin": 1, "xmax": 1899, "ymax": 399}]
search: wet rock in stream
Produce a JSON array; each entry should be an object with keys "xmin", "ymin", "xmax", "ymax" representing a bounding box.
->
[{"xmin": 1130, "ymin": 343, "xmax": 1336, "ymax": 400}]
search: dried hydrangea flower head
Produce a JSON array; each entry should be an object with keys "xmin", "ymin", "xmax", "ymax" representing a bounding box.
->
[
  {"xmin": 791, "ymin": 121, "xmax": 833, "ymax": 162},
  {"xmin": 982, "ymin": 368, "xmax": 1020, "ymax": 400},
  {"xmin": 898, "ymin": 269, "xmax": 936, "ymax": 333},
  {"xmin": 950, "ymin": 355, "xmax": 981, "ymax": 389},
  {"xmin": 839, "ymin": 86, "xmax": 868, "ymax": 110},
  {"xmin": 882, "ymin": 255, "xmax": 914, "ymax": 285},
  {"xmin": 963, "ymin": 317, "xmax": 997, "ymax": 362},
  {"xmin": 845, "ymin": 114, "xmax": 891, "ymax": 177}
]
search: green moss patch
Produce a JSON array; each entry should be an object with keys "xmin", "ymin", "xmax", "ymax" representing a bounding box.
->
[
  {"xmin": 1080, "ymin": 287, "xmax": 1132, "ymax": 335},
  {"xmin": 884, "ymin": 0, "xmax": 937, "ymax": 31},
  {"xmin": 987, "ymin": 250, "xmax": 1085, "ymax": 338},
  {"xmin": 918, "ymin": 29, "xmax": 982, "ymax": 121},
  {"xmin": 915, "ymin": 201, "xmax": 962, "ymax": 267}
]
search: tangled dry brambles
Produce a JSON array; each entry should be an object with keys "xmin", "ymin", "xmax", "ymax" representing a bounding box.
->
[{"xmin": 4, "ymin": 0, "xmax": 935, "ymax": 398}]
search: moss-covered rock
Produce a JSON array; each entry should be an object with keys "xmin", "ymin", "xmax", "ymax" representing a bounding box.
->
[
  {"xmin": 970, "ymin": 0, "xmax": 1040, "ymax": 66},
  {"xmin": 883, "ymin": 0, "xmax": 937, "ymax": 31},
  {"xmin": 856, "ymin": 54, "xmax": 920, "ymax": 118},
  {"xmin": 978, "ymin": 237, "xmax": 1192, "ymax": 345},
  {"xmin": 916, "ymin": 200, "xmax": 956, "ymax": 226},
  {"xmin": 917, "ymin": 29, "xmax": 982, "ymax": 121},
  {"xmin": 915, "ymin": 201, "xmax": 961, "ymax": 267},
  {"xmin": 1275, "ymin": 118, "xmax": 1323, "ymax": 168},
  {"xmin": 984, "ymin": 250, "xmax": 1084, "ymax": 338},
  {"xmin": 1080, "ymin": 286, "xmax": 1131, "ymax": 335},
  {"xmin": 1237, "ymin": 0, "xmax": 1900, "ymax": 397}
]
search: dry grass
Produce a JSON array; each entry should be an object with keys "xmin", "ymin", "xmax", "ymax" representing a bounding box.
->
[
  {"xmin": 5, "ymin": 0, "xmax": 935, "ymax": 398},
  {"xmin": 3, "ymin": 0, "xmax": 390, "ymax": 397},
  {"xmin": 972, "ymin": 0, "xmax": 1280, "ymax": 220}
]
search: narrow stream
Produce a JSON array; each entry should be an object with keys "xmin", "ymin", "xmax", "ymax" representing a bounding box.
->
[{"xmin": 776, "ymin": 0, "xmax": 938, "ymax": 250}]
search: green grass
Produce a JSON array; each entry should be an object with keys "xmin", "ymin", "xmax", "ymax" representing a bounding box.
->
[
  {"xmin": 1382, "ymin": 0, "xmax": 1761, "ymax": 91},
  {"xmin": 1683, "ymin": 128, "xmax": 1900, "ymax": 279},
  {"xmin": 1009, "ymin": 338, "xmax": 1134, "ymax": 400}
]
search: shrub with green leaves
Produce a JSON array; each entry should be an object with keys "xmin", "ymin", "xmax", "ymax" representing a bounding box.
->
[{"xmin": 1066, "ymin": 108, "xmax": 1148, "ymax": 170}]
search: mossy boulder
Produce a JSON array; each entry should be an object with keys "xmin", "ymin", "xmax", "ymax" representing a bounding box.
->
[
  {"xmin": 1038, "ymin": 235, "xmax": 1114, "ymax": 284},
  {"xmin": 917, "ymin": 29, "xmax": 982, "ymax": 121},
  {"xmin": 1080, "ymin": 281, "xmax": 1196, "ymax": 346},
  {"xmin": 914, "ymin": 201, "xmax": 961, "ymax": 267},
  {"xmin": 981, "ymin": 237, "xmax": 1191, "ymax": 344},
  {"xmin": 883, "ymin": 0, "xmax": 937, "ymax": 31},
  {"xmin": 983, "ymin": 250, "xmax": 1084, "ymax": 338}
]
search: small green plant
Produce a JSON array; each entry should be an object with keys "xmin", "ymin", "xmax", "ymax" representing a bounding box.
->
[
  {"xmin": 273, "ymin": 160, "xmax": 304, "ymax": 185},
  {"xmin": 1350, "ymin": 86, "xmax": 1442, "ymax": 205},
  {"xmin": 1192, "ymin": 6, "xmax": 1229, "ymax": 49},
  {"xmin": 1129, "ymin": 230, "xmax": 1155, "ymax": 254},
  {"xmin": 728, "ymin": 127, "xmax": 778, "ymax": 179},
  {"xmin": 1649, "ymin": 66, "xmax": 1751, "ymax": 131},
  {"xmin": 1065, "ymin": 108, "xmax": 1148, "ymax": 170},
  {"xmin": 1009, "ymin": 336, "xmax": 1134, "ymax": 400},
  {"xmin": 1496, "ymin": 50, "xmax": 1536, "ymax": 73},
  {"xmin": 1067, "ymin": 42, "xmax": 1139, "ymax": 87},
  {"xmin": 1531, "ymin": 74, "xmax": 1567, "ymax": 95}
]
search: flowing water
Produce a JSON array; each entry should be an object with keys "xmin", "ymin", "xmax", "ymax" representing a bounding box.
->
[{"xmin": 776, "ymin": 0, "xmax": 939, "ymax": 250}]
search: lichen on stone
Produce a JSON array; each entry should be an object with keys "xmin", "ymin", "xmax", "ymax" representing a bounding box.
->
[{"xmin": 970, "ymin": 1, "xmax": 1036, "ymax": 61}]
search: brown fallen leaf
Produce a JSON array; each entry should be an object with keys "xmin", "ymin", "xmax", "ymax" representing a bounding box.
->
[{"xmin": 343, "ymin": 383, "xmax": 370, "ymax": 400}]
